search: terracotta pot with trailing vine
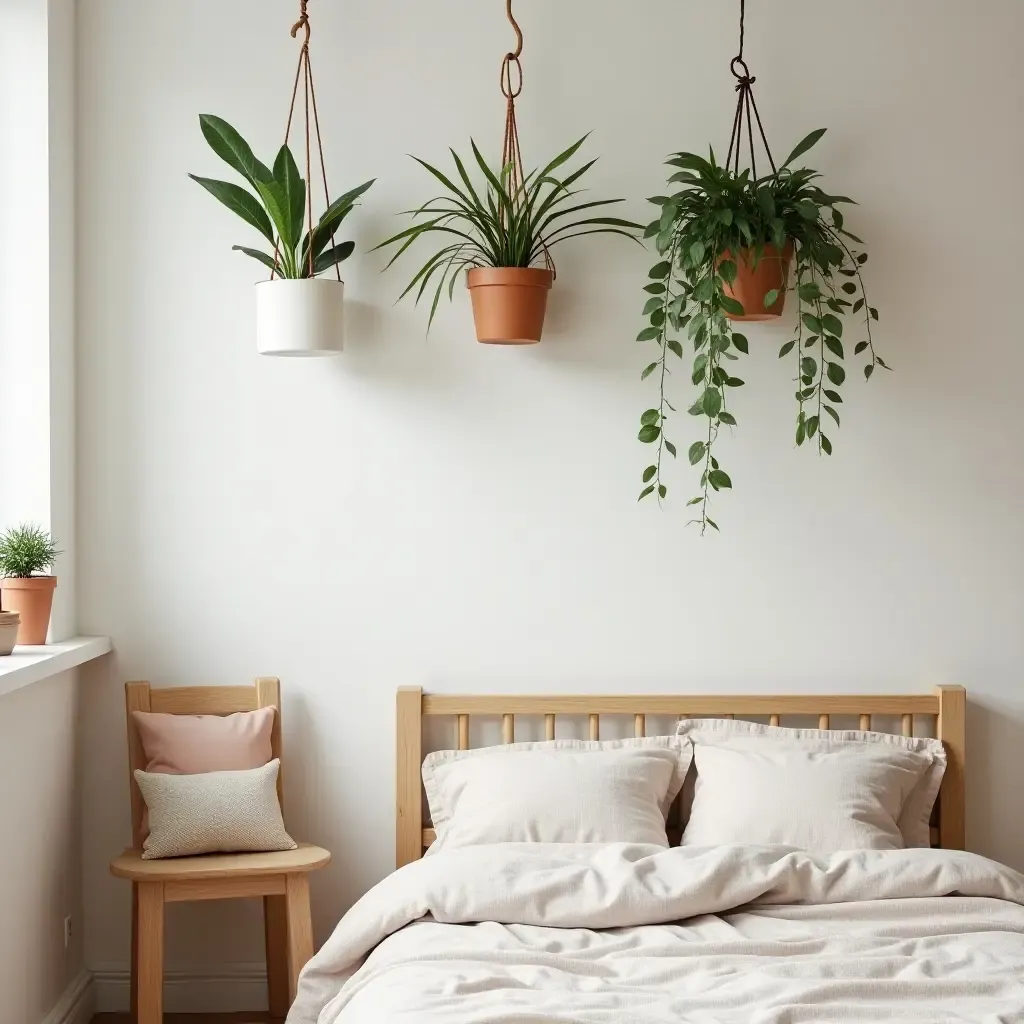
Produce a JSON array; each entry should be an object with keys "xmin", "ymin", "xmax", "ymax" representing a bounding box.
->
[
  {"xmin": 719, "ymin": 241, "xmax": 794, "ymax": 321},
  {"xmin": 467, "ymin": 267, "xmax": 554, "ymax": 344}
]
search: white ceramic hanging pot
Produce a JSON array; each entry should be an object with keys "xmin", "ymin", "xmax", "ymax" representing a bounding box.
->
[{"xmin": 256, "ymin": 278, "xmax": 345, "ymax": 357}]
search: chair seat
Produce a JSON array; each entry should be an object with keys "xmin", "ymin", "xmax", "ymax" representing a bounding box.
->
[{"xmin": 110, "ymin": 841, "xmax": 330, "ymax": 882}]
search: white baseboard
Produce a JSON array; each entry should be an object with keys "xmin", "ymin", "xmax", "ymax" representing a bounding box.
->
[
  {"xmin": 42, "ymin": 970, "xmax": 94, "ymax": 1024},
  {"xmin": 92, "ymin": 961, "xmax": 268, "ymax": 1013}
]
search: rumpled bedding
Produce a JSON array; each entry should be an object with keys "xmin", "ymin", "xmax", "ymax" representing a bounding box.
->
[{"xmin": 288, "ymin": 842, "xmax": 1024, "ymax": 1023}]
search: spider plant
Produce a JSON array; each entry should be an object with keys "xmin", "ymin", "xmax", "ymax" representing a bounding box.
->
[
  {"xmin": 190, "ymin": 115, "xmax": 374, "ymax": 279},
  {"xmin": 636, "ymin": 128, "xmax": 889, "ymax": 533},
  {"xmin": 374, "ymin": 135, "xmax": 643, "ymax": 325}
]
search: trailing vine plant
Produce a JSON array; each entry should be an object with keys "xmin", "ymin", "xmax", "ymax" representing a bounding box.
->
[{"xmin": 636, "ymin": 129, "xmax": 888, "ymax": 533}]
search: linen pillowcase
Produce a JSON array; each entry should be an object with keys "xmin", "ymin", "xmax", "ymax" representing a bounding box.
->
[
  {"xmin": 132, "ymin": 707, "xmax": 276, "ymax": 774},
  {"xmin": 134, "ymin": 759, "xmax": 296, "ymax": 859},
  {"xmin": 676, "ymin": 719, "xmax": 946, "ymax": 856},
  {"xmin": 423, "ymin": 737, "xmax": 692, "ymax": 852}
]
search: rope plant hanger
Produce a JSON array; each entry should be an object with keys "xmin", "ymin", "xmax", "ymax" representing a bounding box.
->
[
  {"xmin": 632, "ymin": 0, "xmax": 887, "ymax": 532},
  {"xmin": 499, "ymin": 0, "xmax": 554, "ymax": 275},
  {"xmin": 189, "ymin": 0, "xmax": 374, "ymax": 355}
]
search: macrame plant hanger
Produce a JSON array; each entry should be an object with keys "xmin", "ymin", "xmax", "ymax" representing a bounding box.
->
[
  {"xmin": 270, "ymin": 0, "xmax": 340, "ymax": 282},
  {"xmin": 500, "ymin": 0, "xmax": 554, "ymax": 275},
  {"xmin": 725, "ymin": 0, "xmax": 776, "ymax": 179}
]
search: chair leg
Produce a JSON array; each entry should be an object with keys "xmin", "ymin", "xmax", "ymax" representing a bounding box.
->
[
  {"xmin": 130, "ymin": 883, "xmax": 139, "ymax": 1021},
  {"xmin": 264, "ymin": 893, "xmax": 290, "ymax": 1019},
  {"xmin": 285, "ymin": 873, "xmax": 314, "ymax": 1004},
  {"xmin": 136, "ymin": 881, "xmax": 164, "ymax": 1024}
]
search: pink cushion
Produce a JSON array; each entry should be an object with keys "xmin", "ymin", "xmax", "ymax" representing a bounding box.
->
[{"xmin": 132, "ymin": 707, "xmax": 275, "ymax": 775}]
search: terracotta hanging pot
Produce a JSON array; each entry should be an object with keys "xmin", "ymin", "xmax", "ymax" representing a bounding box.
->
[
  {"xmin": 720, "ymin": 241, "xmax": 794, "ymax": 322},
  {"xmin": 0, "ymin": 576, "xmax": 57, "ymax": 645},
  {"xmin": 467, "ymin": 268, "xmax": 553, "ymax": 345}
]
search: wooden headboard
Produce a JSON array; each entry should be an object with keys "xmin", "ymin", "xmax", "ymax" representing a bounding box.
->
[{"xmin": 395, "ymin": 686, "xmax": 966, "ymax": 868}]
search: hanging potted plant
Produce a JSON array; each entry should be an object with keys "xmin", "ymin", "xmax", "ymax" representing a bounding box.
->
[
  {"xmin": 374, "ymin": 3, "xmax": 642, "ymax": 343},
  {"xmin": 190, "ymin": 6, "xmax": 374, "ymax": 356},
  {"xmin": 0, "ymin": 524, "xmax": 59, "ymax": 646},
  {"xmin": 635, "ymin": 2, "xmax": 889, "ymax": 532}
]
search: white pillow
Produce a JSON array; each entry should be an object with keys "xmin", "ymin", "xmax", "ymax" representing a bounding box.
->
[
  {"xmin": 423, "ymin": 737, "xmax": 692, "ymax": 852},
  {"xmin": 676, "ymin": 719, "xmax": 946, "ymax": 856},
  {"xmin": 135, "ymin": 759, "xmax": 297, "ymax": 860}
]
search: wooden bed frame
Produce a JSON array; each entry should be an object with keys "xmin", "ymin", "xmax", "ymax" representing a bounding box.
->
[{"xmin": 396, "ymin": 686, "xmax": 966, "ymax": 868}]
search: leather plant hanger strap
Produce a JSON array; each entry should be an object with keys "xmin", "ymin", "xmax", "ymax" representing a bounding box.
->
[
  {"xmin": 271, "ymin": 0, "xmax": 341, "ymax": 281},
  {"xmin": 725, "ymin": 0, "xmax": 776, "ymax": 179},
  {"xmin": 499, "ymin": 0, "xmax": 555, "ymax": 275}
]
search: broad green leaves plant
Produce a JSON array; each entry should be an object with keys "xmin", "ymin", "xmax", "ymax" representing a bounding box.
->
[
  {"xmin": 0, "ymin": 523, "xmax": 59, "ymax": 578},
  {"xmin": 636, "ymin": 129, "xmax": 888, "ymax": 533},
  {"xmin": 374, "ymin": 136, "xmax": 643, "ymax": 325},
  {"xmin": 190, "ymin": 115, "xmax": 374, "ymax": 280}
]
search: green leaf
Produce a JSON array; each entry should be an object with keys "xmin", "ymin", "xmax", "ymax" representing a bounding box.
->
[
  {"xmin": 667, "ymin": 339, "xmax": 684, "ymax": 359},
  {"xmin": 688, "ymin": 441, "xmax": 706, "ymax": 465},
  {"xmin": 824, "ymin": 335, "xmax": 844, "ymax": 358},
  {"xmin": 821, "ymin": 313, "xmax": 843, "ymax": 337},
  {"xmin": 273, "ymin": 145, "xmax": 306, "ymax": 251},
  {"xmin": 189, "ymin": 175, "xmax": 275, "ymax": 245},
  {"xmin": 638, "ymin": 424, "xmax": 661, "ymax": 443},
  {"xmin": 824, "ymin": 389, "xmax": 843, "ymax": 403},
  {"xmin": 763, "ymin": 288, "xmax": 780, "ymax": 308},
  {"xmin": 870, "ymin": 307, "xmax": 879, "ymax": 321},
  {"xmin": 650, "ymin": 308, "xmax": 665, "ymax": 327},
  {"xmin": 688, "ymin": 399, "xmax": 705, "ymax": 416},
  {"xmin": 641, "ymin": 361, "xmax": 659, "ymax": 379},
  {"xmin": 719, "ymin": 410, "xmax": 737, "ymax": 426},
  {"xmin": 824, "ymin": 404, "xmax": 840, "ymax": 427},
  {"xmin": 642, "ymin": 465, "xmax": 657, "ymax": 483},
  {"xmin": 796, "ymin": 420, "xmax": 806, "ymax": 446},
  {"xmin": 637, "ymin": 327, "xmax": 660, "ymax": 342},
  {"xmin": 721, "ymin": 295, "xmax": 745, "ymax": 317},
  {"xmin": 853, "ymin": 298, "xmax": 865, "ymax": 313},
  {"xmin": 644, "ymin": 283, "xmax": 666, "ymax": 295},
  {"xmin": 706, "ymin": 517, "xmax": 720, "ymax": 531},
  {"xmin": 827, "ymin": 362, "xmax": 846, "ymax": 386},
  {"xmin": 717, "ymin": 208, "xmax": 733, "ymax": 226},
  {"xmin": 687, "ymin": 496, "xmax": 704, "ymax": 506},
  {"xmin": 689, "ymin": 241, "xmax": 705, "ymax": 265},
  {"xmin": 638, "ymin": 485, "xmax": 655, "ymax": 501},
  {"xmin": 806, "ymin": 415, "xmax": 819, "ymax": 438},
  {"xmin": 842, "ymin": 282, "xmax": 857, "ymax": 294},
  {"xmin": 854, "ymin": 341, "xmax": 868, "ymax": 354},
  {"xmin": 198, "ymin": 115, "xmax": 272, "ymax": 186},
  {"xmin": 801, "ymin": 356, "xmax": 817, "ymax": 378},
  {"xmin": 665, "ymin": 439, "xmax": 677, "ymax": 457},
  {"xmin": 864, "ymin": 364, "xmax": 875, "ymax": 380},
  {"xmin": 798, "ymin": 282, "xmax": 821, "ymax": 301},
  {"xmin": 231, "ymin": 245, "xmax": 280, "ymax": 274},
  {"xmin": 658, "ymin": 484, "xmax": 667, "ymax": 499},
  {"xmin": 701, "ymin": 388, "xmax": 722, "ymax": 418},
  {"xmin": 708, "ymin": 469, "xmax": 732, "ymax": 489},
  {"xmin": 779, "ymin": 340, "xmax": 796, "ymax": 358},
  {"xmin": 732, "ymin": 333, "xmax": 748, "ymax": 354},
  {"xmin": 309, "ymin": 240, "xmax": 355, "ymax": 276},
  {"xmin": 802, "ymin": 313, "xmax": 822, "ymax": 333},
  {"xmin": 782, "ymin": 128, "xmax": 827, "ymax": 168},
  {"xmin": 718, "ymin": 259, "xmax": 737, "ymax": 284},
  {"xmin": 649, "ymin": 261, "xmax": 671, "ymax": 279},
  {"xmin": 643, "ymin": 297, "xmax": 662, "ymax": 316},
  {"xmin": 726, "ymin": 376, "xmax": 744, "ymax": 387},
  {"xmin": 821, "ymin": 434, "xmax": 833, "ymax": 455},
  {"xmin": 640, "ymin": 409, "xmax": 660, "ymax": 427},
  {"xmin": 796, "ymin": 201, "xmax": 819, "ymax": 221}
]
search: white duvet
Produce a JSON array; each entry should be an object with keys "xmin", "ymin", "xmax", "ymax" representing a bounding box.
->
[{"xmin": 288, "ymin": 843, "xmax": 1024, "ymax": 1023}]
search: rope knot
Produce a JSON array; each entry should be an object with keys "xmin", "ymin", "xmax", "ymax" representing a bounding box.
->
[
  {"xmin": 734, "ymin": 74, "xmax": 755, "ymax": 91},
  {"xmin": 291, "ymin": 0, "xmax": 310, "ymax": 42}
]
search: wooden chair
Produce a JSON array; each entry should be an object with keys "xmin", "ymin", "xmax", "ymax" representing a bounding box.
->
[{"xmin": 110, "ymin": 678, "xmax": 330, "ymax": 1024}]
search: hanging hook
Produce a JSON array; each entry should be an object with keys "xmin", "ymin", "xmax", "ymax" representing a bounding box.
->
[
  {"xmin": 505, "ymin": 0, "xmax": 523, "ymax": 60},
  {"xmin": 291, "ymin": 0, "xmax": 310, "ymax": 47}
]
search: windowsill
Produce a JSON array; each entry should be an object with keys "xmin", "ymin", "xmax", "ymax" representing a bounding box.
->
[{"xmin": 0, "ymin": 636, "xmax": 112, "ymax": 699}]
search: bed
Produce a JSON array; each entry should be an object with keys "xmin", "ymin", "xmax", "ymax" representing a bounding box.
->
[{"xmin": 288, "ymin": 686, "xmax": 1024, "ymax": 1023}]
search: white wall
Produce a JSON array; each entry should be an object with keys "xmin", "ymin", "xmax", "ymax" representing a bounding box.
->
[
  {"xmin": 76, "ymin": 0, "xmax": 1024, "ymax": 1000},
  {"xmin": 0, "ymin": 670, "xmax": 84, "ymax": 1024}
]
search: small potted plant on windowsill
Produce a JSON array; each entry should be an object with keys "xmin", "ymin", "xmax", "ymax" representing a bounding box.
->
[
  {"xmin": 375, "ymin": 136, "xmax": 642, "ymax": 344},
  {"xmin": 0, "ymin": 524, "xmax": 59, "ymax": 646},
  {"xmin": 191, "ymin": 115, "xmax": 375, "ymax": 356}
]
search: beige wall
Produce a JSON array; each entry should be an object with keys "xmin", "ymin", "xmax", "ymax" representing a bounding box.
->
[
  {"xmin": 75, "ymin": 0, "xmax": 1024, "ymax": 1002},
  {"xmin": 0, "ymin": 670, "xmax": 84, "ymax": 1024}
]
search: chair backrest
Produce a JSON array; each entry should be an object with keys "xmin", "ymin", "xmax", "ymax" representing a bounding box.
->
[{"xmin": 124, "ymin": 678, "xmax": 283, "ymax": 851}]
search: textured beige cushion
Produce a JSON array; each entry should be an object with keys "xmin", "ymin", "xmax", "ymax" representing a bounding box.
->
[
  {"xmin": 135, "ymin": 759, "xmax": 297, "ymax": 860},
  {"xmin": 676, "ymin": 719, "xmax": 946, "ymax": 855},
  {"xmin": 423, "ymin": 737, "xmax": 692, "ymax": 852}
]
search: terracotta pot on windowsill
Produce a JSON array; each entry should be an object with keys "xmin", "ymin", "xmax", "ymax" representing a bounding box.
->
[
  {"xmin": 0, "ymin": 611, "xmax": 20, "ymax": 656},
  {"xmin": 720, "ymin": 241, "xmax": 794, "ymax": 322},
  {"xmin": 467, "ymin": 267, "xmax": 554, "ymax": 345},
  {"xmin": 0, "ymin": 576, "xmax": 57, "ymax": 646}
]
